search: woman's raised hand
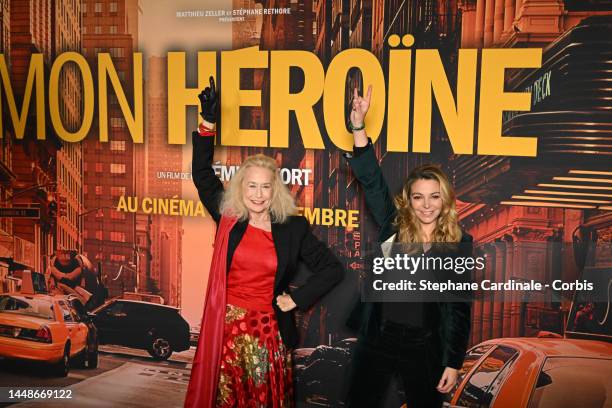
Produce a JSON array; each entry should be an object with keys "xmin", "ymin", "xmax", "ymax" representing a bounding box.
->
[
  {"xmin": 198, "ymin": 76, "xmax": 218, "ymax": 124},
  {"xmin": 350, "ymin": 85, "xmax": 371, "ymax": 147},
  {"xmin": 350, "ymin": 85, "xmax": 372, "ymax": 127}
]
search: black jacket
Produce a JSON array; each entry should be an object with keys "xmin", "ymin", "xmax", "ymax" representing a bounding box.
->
[
  {"xmin": 345, "ymin": 142, "xmax": 472, "ymax": 370},
  {"xmin": 192, "ymin": 132, "xmax": 344, "ymax": 348}
]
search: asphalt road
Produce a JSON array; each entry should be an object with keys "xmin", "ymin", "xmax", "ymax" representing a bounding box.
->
[{"xmin": 0, "ymin": 345, "xmax": 195, "ymax": 407}]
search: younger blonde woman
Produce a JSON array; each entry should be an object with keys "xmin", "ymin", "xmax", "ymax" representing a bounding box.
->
[{"xmin": 346, "ymin": 86, "xmax": 472, "ymax": 408}]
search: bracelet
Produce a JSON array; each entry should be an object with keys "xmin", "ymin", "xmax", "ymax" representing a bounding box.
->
[
  {"xmin": 348, "ymin": 121, "xmax": 365, "ymax": 131},
  {"xmin": 199, "ymin": 122, "xmax": 217, "ymax": 137},
  {"xmin": 199, "ymin": 122, "xmax": 215, "ymax": 131}
]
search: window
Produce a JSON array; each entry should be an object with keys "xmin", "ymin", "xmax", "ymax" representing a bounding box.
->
[
  {"xmin": 65, "ymin": 304, "xmax": 81, "ymax": 323},
  {"xmin": 452, "ymin": 344, "xmax": 496, "ymax": 397},
  {"xmin": 110, "ymin": 117, "xmax": 125, "ymax": 128},
  {"xmin": 95, "ymin": 230, "xmax": 103, "ymax": 240},
  {"xmin": 110, "ymin": 163, "xmax": 126, "ymax": 174},
  {"xmin": 528, "ymin": 357, "xmax": 612, "ymax": 408},
  {"xmin": 457, "ymin": 346, "xmax": 518, "ymax": 407},
  {"xmin": 58, "ymin": 301, "xmax": 74, "ymax": 323},
  {"xmin": 69, "ymin": 300, "xmax": 87, "ymax": 322},
  {"xmin": 110, "ymin": 232, "xmax": 126, "ymax": 242},
  {"xmin": 95, "ymin": 185, "xmax": 103, "ymax": 195},
  {"xmin": 111, "ymin": 210, "xmax": 126, "ymax": 220},
  {"xmin": 82, "ymin": 26, "xmax": 87, "ymax": 34},
  {"xmin": 95, "ymin": 162, "xmax": 103, "ymax": 172},
  {"xmin": 82, "ymin": 3, "xmax": 87, "ymax": 13},
  {"xmin": 0, "ymin": 296, "xmax": 55, "ymax": 320},
  {"xmin": 94, "ymin": 2, "xmax": 102, "ymax": 13},
  {"xmin": 110, "ymin": 254, "xmax": 126, "ymax": 262},
  {"xmin": 104, "ymin": 301, "xmax": 124, "ymax": 316},
  {"xmin": 109, "ymin": 47, "xmax": 124, "ymax": 58},
  {"xmin": 109, "ymin": 25, "xmax": 118, "ymax": 34},
  {"xmin": 110, "ymin": 186, "xmax": 125, "ymax": 196},
  {"xmin": 109, "ymin": 2, "xmax": 117, "ymax": 12},
  {"xmin": 94, "ymin": 26, "xmax": 102, "ymax": 34},
  {"xmin": 110, "ymin": 141, "xmax": 125, "ymax": 151}
]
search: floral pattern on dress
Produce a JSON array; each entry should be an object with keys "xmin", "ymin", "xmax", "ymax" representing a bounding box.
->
[{"xmin": 217, "ymin": 304, "xmax": 293, "ymax": 408}]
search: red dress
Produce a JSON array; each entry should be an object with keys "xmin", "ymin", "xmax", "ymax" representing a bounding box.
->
[{"xmin": 216, "ymin": 224, "xmax": 293, "ymax": 408}]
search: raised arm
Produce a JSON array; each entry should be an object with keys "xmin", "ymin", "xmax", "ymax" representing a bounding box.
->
[
  {"xmin": 345, "ymin": 86, "xmax": 397, "ymax": 229},
  {"xmin": 192, "ymin": 77, "xmax": 223, "ymax": 223},
  {"xmin": 350, "ymin": 86, "xmax": 370, "ymax": 148}
]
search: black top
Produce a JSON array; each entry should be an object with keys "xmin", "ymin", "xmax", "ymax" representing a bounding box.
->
[
  {"xmin": 54, "ymin": 257, "xmax": 80, "ymax": 274},
  {"xmin": 381, "ymin": 301, "xmax": 424, "ymax": 329},
  {"xmin": 380, "ymin": 252, "xmax": 425, "ymax": 328},
  {"xmin": 53, "ymin": 257, "xmax": 81, "ymax": 289}
]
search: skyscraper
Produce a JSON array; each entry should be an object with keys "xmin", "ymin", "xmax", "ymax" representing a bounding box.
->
[
  {"xmin": 82, "ymin": 0, "xmax": 138, "ymax": 296},
  {"xmin": 145, "ymin": 55, "xmax": 183, "ymax": 307}
]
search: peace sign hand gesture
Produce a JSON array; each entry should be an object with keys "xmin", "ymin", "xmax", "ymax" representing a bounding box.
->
[{"xmin": 350, "ymin": 85, "xmax": 372, "ymax": 127}]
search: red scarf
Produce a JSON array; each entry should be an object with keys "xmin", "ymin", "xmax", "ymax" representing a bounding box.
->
[{"xmin": 185, "ymin": 215, "xmax": 238, "ymax": 408}]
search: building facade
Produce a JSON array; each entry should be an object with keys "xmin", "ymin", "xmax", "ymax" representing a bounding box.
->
[
  {"xmin": 454, "ymin": 2, "xmax": 612, "ymax": 342},
  {"xmin": 144, "ymin": 55, "xmax": 183, "ymax": 306},
  {"xmin": 81, "ymin": 0, "xmax": 138, "ymax": 296},
  {"xmin": 1, "ymin": 0, "xmax": 83, "ymax": 292}
]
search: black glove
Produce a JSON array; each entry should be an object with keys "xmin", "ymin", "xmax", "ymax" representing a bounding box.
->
[{"xmin": 198, "ymin": 76, "xmax": 218, "ymax": 124}]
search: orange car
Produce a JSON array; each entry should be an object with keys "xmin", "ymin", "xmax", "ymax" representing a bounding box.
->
[
  {"xmin": 446, "ymin": 336, "xmax": 612, "ymax": 408},
  {"xmin": 0, "ymin": 292, "xmax": 97, "ymax": 376}
]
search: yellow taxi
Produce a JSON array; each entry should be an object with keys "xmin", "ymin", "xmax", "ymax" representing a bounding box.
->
[
  {"xmin": 0, "ymin": 291, "xmax": 94, "ymax": 376},
  {"xmin": 446, "ymin": 335, "xmax": 612, "ymax": 408}
]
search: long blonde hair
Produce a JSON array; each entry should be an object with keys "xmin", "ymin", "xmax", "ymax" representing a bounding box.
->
[
  {"xmin": 220, "ymin": 154, "xmax": 296, "ymax": 223},
  {"xmin": 394, "ymin": 165, "xmax": 462, "ymax": 243}
]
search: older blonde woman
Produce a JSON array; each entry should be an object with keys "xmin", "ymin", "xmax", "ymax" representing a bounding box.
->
[{"xmin": 185, "ymin": 78, "xmax": 344, "ymax": 408}]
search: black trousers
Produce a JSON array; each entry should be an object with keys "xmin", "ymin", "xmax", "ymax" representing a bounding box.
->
[{"xmin": 347, "ymin": 321, "xmax": 446, "ymax": 408}]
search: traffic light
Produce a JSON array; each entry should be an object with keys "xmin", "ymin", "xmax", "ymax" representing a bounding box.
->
[
  {"xmin": 48, "ymin": 199, "xmax": 57, "ymax": 218},
  {"xmin": 58, "ymin": 195, "xmax": 67, "ymax": 217},
  {"xmin": 47, "ymin": 198, "xmax": 57, "ymax": 229}
]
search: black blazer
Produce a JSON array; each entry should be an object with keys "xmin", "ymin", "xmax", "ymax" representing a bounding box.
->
[
  {"xmin": 192, "ymin": 132, "xmax": 344, "ymax": 348},
  {"xmin": 345, "ymin": 142, "xmax": 472, "ymax": 370}
]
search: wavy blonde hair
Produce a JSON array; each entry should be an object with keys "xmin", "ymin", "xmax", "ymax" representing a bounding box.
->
[
  {"xmin": 394, "ymin": 164, "xmax": 462, "ymax": 243},
  {"xmin": 220, "ymin": 154, "xmax": 297, "ymax": 223}
]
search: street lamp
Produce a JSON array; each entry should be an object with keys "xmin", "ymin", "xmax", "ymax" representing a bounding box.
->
[
  {"xmin": 114, "ymin": 262, "xmax": 139, "ymax": 296},
  {"xmin": 77, "ymin": 206, "xmax": 118, "ymax": 218},
  {"xmin": 77, "ymin": 206, "xmax": 119, "ymax": 254},
  {"xmin": 3, "ymin": 182, "xmax": 58, "ymax": 202},
  {"xmin": 133, "ymin": 245, "xmax": 141, "ymax": 294}
]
